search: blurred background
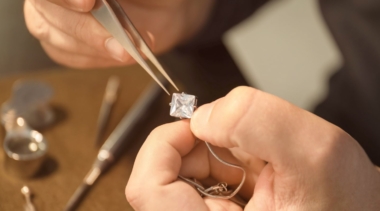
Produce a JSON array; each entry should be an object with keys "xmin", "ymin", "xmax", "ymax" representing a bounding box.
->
[
  {"xmin": 0, "ymin": 1, "xmax": 58, "ymax": 76},
  {"xmin": 225, "ymin": 0, "xmax": 342, "ymax": 110},
  {"xmin": 0, "ymin": 0, "xmax": 342, "ymax": 109}
]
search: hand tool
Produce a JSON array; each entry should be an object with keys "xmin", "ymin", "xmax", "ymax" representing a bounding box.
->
[
  {"xmin": 21, "ymin": 186, "xmax": 36, "ymax": 211},
  {"xmin": 95, "ymin": 75, "xmax": 119, "ymax": 146},
  {"xmin": 91, "ymin": 0, "xmax": 179, "ymax": 95},
  {"xmin": 64, "ymin": 81, "xmax": 162, "ymax": 211}
]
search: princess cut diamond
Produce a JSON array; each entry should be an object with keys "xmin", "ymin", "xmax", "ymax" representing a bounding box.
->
[{"xmin": 170, "ymin": 93, "xmax": 197, "ymax": 119}]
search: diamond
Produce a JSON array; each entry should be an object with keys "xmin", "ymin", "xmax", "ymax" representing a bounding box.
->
[{"xmin": 170, "ymin": 93, "xmax": 197, "ymax": 119}]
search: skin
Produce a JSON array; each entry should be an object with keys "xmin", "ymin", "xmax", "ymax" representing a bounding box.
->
[
  {"xmin": 24, "ymin": 0, "xmax": 215, "ymax": 68},
  {"xmin": 126, "ymin": 86, "xmax": 380, "ymax": 211}
]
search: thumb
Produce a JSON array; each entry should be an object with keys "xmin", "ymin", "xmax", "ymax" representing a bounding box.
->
[{"xmin": 190, "ymin": 86, "xmax": 347, "ymax": 173}]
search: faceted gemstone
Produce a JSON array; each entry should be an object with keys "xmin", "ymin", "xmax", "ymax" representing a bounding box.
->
[{"xmin": 170, "ymin": 93, "xmax": 197, "ymax": 119}]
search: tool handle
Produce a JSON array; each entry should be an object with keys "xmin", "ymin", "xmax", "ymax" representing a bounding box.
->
[{"xmin": 99, "ymin": 81, "xmax": 162, "ymax": 157}]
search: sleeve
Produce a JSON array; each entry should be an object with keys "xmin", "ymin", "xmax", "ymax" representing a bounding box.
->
[{"xmin": 314, "ymin": 0, "xmax": 380, "ymax": 165}]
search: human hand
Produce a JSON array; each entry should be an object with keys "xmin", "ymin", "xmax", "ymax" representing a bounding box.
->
[
  {"xmin": 24, "ymin": 0, "xmax": 214, "ymax": 68},
  {"xmin": 126, "ymin": 86, "xmax": 380, "ymax": 210},
  {"xmin": 126, "ymin": 119, "xmax": 258, "ymax": 211}
]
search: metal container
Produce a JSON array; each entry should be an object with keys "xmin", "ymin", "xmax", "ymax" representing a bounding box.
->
[{"xmin": 3, "ymin": 124, "xmax": 48, "ymax": 178}]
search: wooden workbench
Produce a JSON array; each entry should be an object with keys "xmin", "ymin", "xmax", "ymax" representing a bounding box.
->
[{"xmin": 0, "ymin": 66, "xmax": 172, "ymax": 211}]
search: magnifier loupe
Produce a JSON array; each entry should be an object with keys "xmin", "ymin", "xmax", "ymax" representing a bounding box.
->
[
  {"xmin": 2, "ymin": 112, "xmax": 48, "ymax": 178},
  {"xmin": 1, "ymin": 80, "xmax": 53, "ymax": 179}
]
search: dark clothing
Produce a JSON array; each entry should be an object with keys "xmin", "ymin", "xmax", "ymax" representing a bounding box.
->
[
  {"xmin": 181, "ymin": 0, "xmax": 380, "ymax": 166},
  {"xmin": 315, "ymin": 0, "xmax": 380, "ymax": 166}
]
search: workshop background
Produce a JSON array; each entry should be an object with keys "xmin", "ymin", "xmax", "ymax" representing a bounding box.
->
[{"xmin": 0, "ymin": 1, "xmax": 361, "ymax": 210}]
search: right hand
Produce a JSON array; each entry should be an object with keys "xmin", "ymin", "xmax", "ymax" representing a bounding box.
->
[
  {"xmin": 126, "ymin": 86, "xmax": 380, "ymax": 210},
  {"xmin": 24, "ymin": 0, "xmax": 215, "ymax": 68}
]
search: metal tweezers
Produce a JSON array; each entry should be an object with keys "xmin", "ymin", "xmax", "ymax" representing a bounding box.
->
[{"xmin": 91, "ymin": 0, "xmax": 178, "ymax": 95}]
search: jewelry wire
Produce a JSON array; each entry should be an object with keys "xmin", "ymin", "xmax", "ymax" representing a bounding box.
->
[
  {"xmin": 178, "ymin": 141, "xmax": 247, "ymax": 206},
  {"xmin": 199, "ymin": 142, "xmax": 246, "ymax": 199}
]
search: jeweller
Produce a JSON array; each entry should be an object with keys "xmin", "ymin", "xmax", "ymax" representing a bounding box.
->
[{"xmin": 169, "ymin": 93, "xmax": 247, "ymax": 207}]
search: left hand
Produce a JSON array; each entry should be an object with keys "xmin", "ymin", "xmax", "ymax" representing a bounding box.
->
[
  {"xmin": 24, "ymin": 0, "xmax": 215, "ymax": 68},
  {"xmin": 126, "ymin": 86, "xmax": 380, "ymax": 210}
]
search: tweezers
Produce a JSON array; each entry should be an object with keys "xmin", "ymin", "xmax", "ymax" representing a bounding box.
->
[{"xmin": 91, "ymin": 0, "xmax": 179, "ymax": 95}]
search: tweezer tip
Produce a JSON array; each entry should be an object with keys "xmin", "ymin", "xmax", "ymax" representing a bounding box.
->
[
  {"xmin": 153, "ymin": 79, "xmax": 170, "ymax": 95},
  {"xmin": 173, "ymin": 84, "xmax": 179, "ymax": 92}
]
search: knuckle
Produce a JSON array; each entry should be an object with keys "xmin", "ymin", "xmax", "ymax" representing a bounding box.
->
[
  {"xmin": 24, "ymin": 0, "xmax": 50, "ymax": 40},
  {"xmin": 72, "ymin": 15, "xmax": 107, "ymax": 52},
  {"xmin": 225, "ymin": 86, "xmax": 257, "ymax": 113},
  {"xmin": 126, "ymin": 182, "xmax": 158, "ymax": 210},
  {"xmin": 30, "ymin": 21, "xmax": 50, "ymax": 41},
  {"xmin": 73, "ymin": 16, "xmax": 88, "ymax": 41},
  {"xmin": 222, "ymin": 86, "xmax": 259, "ymax": 142},
  {"xmin": 125, "ymin": 184, "xmax": 143, "ymax": 208},
  {"xmin": 228, "ymin": 86, "xmax": 258, "ymax": 99},
  {"xmin": 309, "ymin": 127, "xmax": 354, "ymax": 168},
  {"xmin": 326, "ymin": 130, "xmax": 354, "ymax": 158}
]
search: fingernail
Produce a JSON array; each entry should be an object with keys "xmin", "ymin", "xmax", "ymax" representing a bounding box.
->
[
  {"xmin": 47, "ymin": 0, "xmax": 85, "ymax": 12},
  {"xmin": 70, "ymin": 0, "xmax": 95, "ymax": 12},
  {"xmin": 68, "ymin": 0, "xmax": 82, "ymax": 9},
  {"xmin": 105, "ymin": 37, "xmax": 125, "ymax": 62}
]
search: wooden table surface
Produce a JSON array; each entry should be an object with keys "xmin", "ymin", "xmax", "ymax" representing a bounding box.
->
[{"xmin": 0, "ymin": 66, "xmax": 173, "ymax": 211}]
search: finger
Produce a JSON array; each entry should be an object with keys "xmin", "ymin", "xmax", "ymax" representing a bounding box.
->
[
  {"xmin": 180, "ymin": 142, "xmax": 265, "ymax": 200},
  {"xmin": 46, "ymin": 0, "xmax": 95, "ymax": 12},
  {"xmin": 191, "ymin": 86, "xmax": 351, "ymax": 172},
  {"xmin": 30, "ymin": 0, "xmax": 127, "ymax": 61},
  {"xmin": 128, "ymin": 120, "xmax": 195, "ymax": 188},
  {"xmin": 180, "ymin": 143, "xmax": 243, "ymax": 196},
  {"xmin": 245, "ymin": 163, "xmax": 275, "ymax": 211},
  {"xmin": 40, "ymin": 41, "xmax": 130, "ymax": 68},
  {"xmin": 25, "ymin": 0, "xmax": 111, "ymax": 59},
  {"xmin": 31, "ymin": 0, "xmax": 154, "ymax": 62},
  {"xmin": 179, "ymin": 141, "xmax": 209, "ymax": 179},
  {"xmin": 126, "ymin": 120, "xmax": 209, "ymax": 211}
]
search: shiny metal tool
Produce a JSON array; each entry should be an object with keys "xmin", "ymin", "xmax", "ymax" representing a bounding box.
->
[
  {"xmin": 64, "ymin": 81, "xmax": 162, "ymax": 211},
  {"xmin": 91, "ymin": 0, "xmax": 179, "ymax": 95},
  {"xmin": 21, "ymin": 186, "xmax": 36, "ymax": 211},
  {"xmin": 2, "ymin": 111, "xmax": 48, "ymax": 178},
  {"xmin": 95, "ymin": 76, "xmax": 119, "ymax": 146}
]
